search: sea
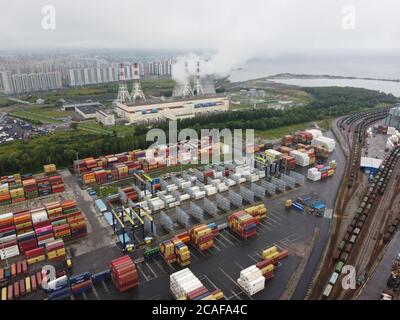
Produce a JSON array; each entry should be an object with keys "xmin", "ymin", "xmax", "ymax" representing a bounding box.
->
[{"xmin": 229, "ymin": 55, "xmax": 400, "ymax": 97}]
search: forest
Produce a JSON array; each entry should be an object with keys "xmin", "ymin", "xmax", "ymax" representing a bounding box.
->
[{"xmin": 0, "ymin": 86, "xmax": 397, "ymax": 176}]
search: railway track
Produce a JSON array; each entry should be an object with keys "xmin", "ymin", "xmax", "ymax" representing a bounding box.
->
[{"xmin": 309, "ymin": 106, "xmax": 394, "ymax": 299}]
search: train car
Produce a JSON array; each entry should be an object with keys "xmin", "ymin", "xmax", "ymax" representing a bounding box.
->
[
  {"xmin": 335, "ymin": 261, "xmax": 345, "ymax": 273},
  {"xmin": 329, "ymin": 272, "xmax": 340, "ymax": 286},
  {"xmin": 349, "ymin": 235, "xmax": 357, "ymax": 244},
  {"xmin": 322, "ymin": 284, "xmax": 333, "ymax": 299}
]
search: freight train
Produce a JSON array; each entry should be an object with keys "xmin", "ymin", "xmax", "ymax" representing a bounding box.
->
[{"xmin": 323, "ymin": 145, "xmax": 400, "ymax": 299}]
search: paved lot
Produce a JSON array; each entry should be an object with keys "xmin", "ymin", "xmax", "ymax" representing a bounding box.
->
[
  {"xmin": 358, "ymin": 230, "xmax": 400, "ymax": 300},
  {"xmin": 20, "ymin": 130, "xmax": 346, "ymax": 300}
]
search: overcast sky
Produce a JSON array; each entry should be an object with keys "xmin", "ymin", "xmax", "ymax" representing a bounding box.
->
[{"xmin": 1, "ymin": 0, "xmax": 400, "ymax": 57}]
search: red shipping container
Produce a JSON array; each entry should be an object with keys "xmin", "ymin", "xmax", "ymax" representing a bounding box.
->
[
  {"xmin": 31, "ymin": 275, "xmax": 37, "ymax": 291},
  {"xmin": 36, "ymin": 272, "xmax": 42, "ymax": 289},
  {"xmin": 19, "ymin": 279, "xmax": 26, "ymax": 296},
  {"xmin": 13, "ymin": 282, "xmax": 20, "ymax": 299},
  {"xmin": 7, "ymin": 285, "xmax": 13, "ymax": 300},
  {"xmin": 25, "ymin": 247, "xmax": 45, "ymax": 258},
  {"xmin": 22, "ymin": 260, "xmax": 28, "ymax": 274}
]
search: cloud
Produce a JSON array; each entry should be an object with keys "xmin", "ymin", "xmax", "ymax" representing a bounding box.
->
[{"xmin": 0, "ymin": 0, "xmax": 400, "ymax": 60}]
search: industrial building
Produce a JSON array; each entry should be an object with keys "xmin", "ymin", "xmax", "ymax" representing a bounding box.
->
[
  {"xmin": 360, "ymin": 157, "xmax": 383, "ymax": 175},
  {"xmin": 116, "ymin": 95, "xmax": 229, "ymax": 123},
  {"xmin": 61, "ymin": 101, "xmax": 103, "ymax": 111},
  {"xmin": 96, "ymin": 110, "xmax": 115, "ymax": 126},
  {"xmin": 75, "ymin": 105, "xmax": 99, "ymax": 119},
  {"xmin": 385, "ymin": 105, "xmax": 400, "ymax": 129}
]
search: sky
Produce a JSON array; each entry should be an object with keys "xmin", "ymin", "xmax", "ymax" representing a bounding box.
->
[
  {"xmin": 0, "ymin": 0, "xmax": 399, "ymax": 53},
  {"xmin": 1, "ymin": 0, "xmax": 400, "ymax": 79}
]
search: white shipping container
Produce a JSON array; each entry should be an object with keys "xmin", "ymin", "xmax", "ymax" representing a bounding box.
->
[
  {"xmin": 179, "ymin": 194, "xmax": 191, "ymax": 202},
  {"xmin": 192, "ymin": 191, "xmax": 206, "ymax": 199},
  {"xmin": 307, "ymin": 168, "xmax": 321, "ymax": 181},
  {"xmin": 0, "ymin": 244, "xmax": 20, "ymax": 260}
]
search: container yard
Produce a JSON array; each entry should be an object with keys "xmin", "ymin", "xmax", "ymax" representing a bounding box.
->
[
  {"xmin": 0, "ymin": 117, "xmax": 349, "ymax": 301},
  {"xmin": 0, "ymin": 165, "xmax": 64, "ymax": 206},
  {"xmin": 2, "ymin": 105, "xmax": 400, "ymax": 301}
]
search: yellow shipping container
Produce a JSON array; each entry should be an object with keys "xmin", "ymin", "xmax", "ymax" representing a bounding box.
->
[
  {"xmin": 260, "ymin": 264, "xmax": 274, "ymax": 275},
  {"xmin": 262, "ymin": 246, "xmax": 278, "ymax": 259},
  {"xmin": 25, "ymin": 277, "xmax": 31, "ymax": 294},
  {"xmin": 27, "ymin": 255, "xmax": 46, "ymax": 265},
  {"xmin": 264, "ymin": 251, "xmax": 280, "ymax": 261},
  {"xmin": 1, "ymin": 287, "xmax": 7, "ymax": 301},
  {"xmin": 213, "ymin": 291, "xmax": 224, "ymax": 300},
  {"xmin": 16, "ymin": 221, "xmax": 33, "ymax": 230}
]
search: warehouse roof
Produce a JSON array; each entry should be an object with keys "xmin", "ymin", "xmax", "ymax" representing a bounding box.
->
[
  {"xmin": 360, "ymin": 157, "xmax": 383, "ymax": 169},
  {"xmin": 76, "ymin": 105, "xmax": 98, "ymax": 115}
]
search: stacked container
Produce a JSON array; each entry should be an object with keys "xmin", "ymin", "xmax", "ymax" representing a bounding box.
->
[
  {"xmin": 228, "ymin": 211, "xmax": 258, "ymax": 239},
  {"xmin": 0, "ymin": 212, "xmax": 19, "ymax": 260},
  {"xmin": 170, "ymin": 268, "xmax": 216, "ymax": 300},
  {"xmin": 261, "ymin": 246, "xmax": 289, "ymax": 263},
  {"xmin": 244, "ymin": 204, "xmax": 267, "ymax": 222},
  {"xmin": 278, "ymin": 146, "xmax": 293, "ymax": 154},
  {"xmin": 189, "ymin": 224, "xmax": 214, "ymax": 251},
  {"xmin": 314, "ymin": 145, "xmax": 330, "ymax": 160},
  {"xmin": 255, "ymin": 260, "xmax": 275, "ymax": 280},
  {"xmin": 172, "ymin": 238, "xmax": 190, "ymax": 267},
  {"xmin": 121, "ymin": 186, "xmax": 138, "ymax": 202},
  {"xmin": 290, "ymin": 150, "xmax": 310, "ymax": 167},
  {"xmin": 82, "ymin": 172, "xmax": 96, "ymax": 185},
  {"xmin": 311, "ymin": 136, "xmax": 336, "ymax": 152},
  {"xmin": 46, "ymin": 239, "xmax": 66, "ymax": 261},
  {"xmin": 36, "ymin": 177, "xmax": 52, "ymax": 197},
  {"xmin": 25, "ymin": 247, "xmax": 46, "ymax": 265},
  {"xmin": 49, "ymin": 175, "xmax": 64, "ymax": 193},
  {"xmin": 22, "ymin": 179, "xmax": 38, "ymax": 199},
  {"xmin": 264, "ymin": 149, "xmax": 282, "ymax": 163},
  {"xmin": 281, "ymin": 155, "xmax": 297, "ymax": 170},
  {"xmin": 110, "ymin": 255, "xmax": 138, "ymax": 292},
  {"xmin": 281, "ymin": 135, "xmax": 293, "ymax": 146},
  {"xmin": 0, "ymin": 184, "xmax": 12, "ymax": 205},
  {"xmin": 160, "ymin": 240, "xmax": 177, "ymax": 263},
  {"xmin": 305, "ymin": 149, "xmax": 316, "ymax": 165},
  {"xmin": 237, "ymin": 265, "xmax": 265, "ymax": 296},
  {"xmin": 307, "ymin": 168, "xmax": 322, "ymax": 181},
  {"xmin": 43, "ymin": 164, "xmax": 57, "ymax": 175}
]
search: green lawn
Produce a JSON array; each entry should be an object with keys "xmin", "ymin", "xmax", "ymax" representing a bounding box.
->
[
  {"xmin": 8, "ymin": 110, "xmax": 61, "ymax": 124},
  {"xmin": 0, "ymin": 96, "xmax": 12, "ymax": 107},
  {"xmin": 78, "ymin": 120, "xmax": 135, "ymax": 137},
  {"xmin": 256, "ymin": 122, "xmax": 311, "ymax": 140},
  {"xmin": 8, "ymin": 106, "xmax": 73, "ymax": 124}
]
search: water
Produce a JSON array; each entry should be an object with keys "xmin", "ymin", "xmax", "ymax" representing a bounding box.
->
[
  {"xmin": 270, "ymin": 78, "xmax": 400, "ymax": 97},
  {"xmin": 229, "ymin": 55, "xmax": 400, "ymax": 97}
]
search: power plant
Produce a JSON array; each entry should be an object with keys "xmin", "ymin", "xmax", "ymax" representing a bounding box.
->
[{"xmin": 116, "ymin": 63, "xmax": 132, "ymax": 103}]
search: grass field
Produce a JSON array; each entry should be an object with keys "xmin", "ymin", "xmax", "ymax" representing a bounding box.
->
[
  {"xmin": 8, "ymin": 107, "xmax": 73, "ymax": 124},
  {"xmin": 256, "ymin": 122, "xmax": 311, "ymax": 140},
  {"xmin": 78, "ymin": 120, "xmax": 135, "ymax": 137},
  {"xmin": 0, "ymin": 96, "xmax": 12, "ymax": 107}
]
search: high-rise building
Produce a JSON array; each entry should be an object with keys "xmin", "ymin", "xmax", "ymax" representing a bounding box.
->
[
  {"xmin": 0, "ymin": 71, "xmax": 14, "ymax": 94},
  {"xmin": 10, "ymin": 72, "xmax": 62, "ymax": 93}
]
